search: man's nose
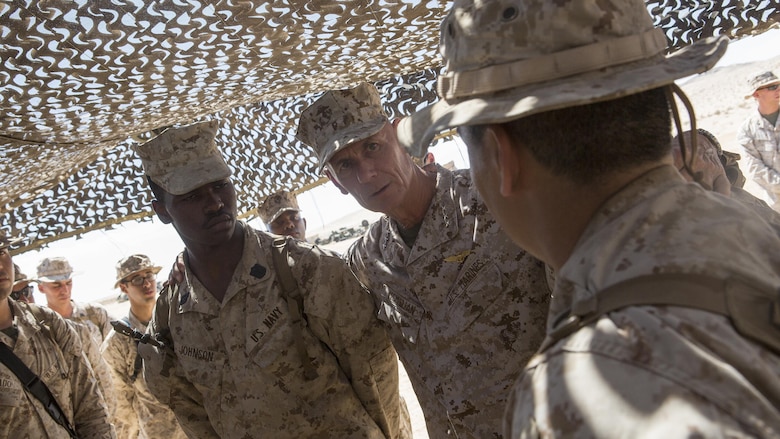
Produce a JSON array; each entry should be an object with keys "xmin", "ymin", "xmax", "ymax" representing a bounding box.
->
[
  {"xmin": 356, "ymin": 159, "xmax": 376, "ymax": 184},
  {"xmin": 204, "ymin": 189, "xmax": 225, "ymax": 212}
]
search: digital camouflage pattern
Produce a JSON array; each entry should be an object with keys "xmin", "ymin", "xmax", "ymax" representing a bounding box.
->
[
  {"xmin": 296, "ymin": 82, "xmax": 389, "ymax": 173},
  {"xmin": 101, "ymin": 312, "xmax": 186, "ymax": 439},
  {"xmin": 396, "ymin": 0, "xmax": 727, "ymax": 157},
  {"xmin": 258, "ymin": 190, "xmax": 300, "ymax": 224},
  {"xmin": 69, "ymin": 300, "xmax": 113, "ymax": 344},
  {"xmin": 347, "ymin": 165, "xmax": 550, "ymax": 438},
  {"xmin": 738, "ymin": 109, "xmax": 780, "ymax": 207},
  {"xmin": 68, "ymin": 319, "xmax": 118, "ymax": 423},
  {"xmin": 0, "ymin": 301, "xmax": 114, "ymax": 438},
  {"xmin": 133, "ymin": 120, "xmax": 232, "ymax": 196},
  {"xmin": 506, "ymin": 166, "xmax": 780, "ymax": 438},
  {"xmin": 114, "ymin": 254, "xmax": 162, "ymax": 288},
  {"xmin": 36, "ymin": 256, "xmax": 75, "ymax": 282},
  {"xmin": 140, "ymin": 223, "xmax": 409, "ymax": 439},
  {"xmin": 731, "ymin": 187, "xmax": 780, "ymax": 234}
]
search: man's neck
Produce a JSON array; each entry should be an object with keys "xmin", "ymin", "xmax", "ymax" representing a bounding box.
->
[
  {"xmin": 758, "ymin": 101, "xmax": 780, "ymax": 117},
  {"xmin": 184, "ymin": 222, "xmax": 245, "ymax": 303},
  {"xmin": 387, "ymin": 166, "xmax": 437, "ymax": 230},
  {"xmin": 0, "ymin": 298, "xmax": 13, "ymax": 330},
  {"xmin": 129, "ymin": 304, "xmax": 154, "ymax": 324},
  {"xmin": 49, "ymin": 300, "xmax": 73, "ymax": 318}
]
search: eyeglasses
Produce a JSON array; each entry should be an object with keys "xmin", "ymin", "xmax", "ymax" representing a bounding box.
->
[
  {"xmin": 124, "ymin": 272, "xmax": 156, "ymax": 287},
  {"xmin": 759, "ymin": 84, "xmax": 779, "ymax": 91},
  {"xmin": 11, "ymin": 285, "xmax": 34, "ymax": 300}
]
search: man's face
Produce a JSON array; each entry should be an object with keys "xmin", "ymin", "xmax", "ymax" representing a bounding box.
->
[
  {"xmin": 11, "ymin": 281, "xmax": 35, "ymax": 303},
  {"xmin": 326, "ymin": 122, "xmax": 417, "ymax": 214},
  {"xmin": 268, "ymin": 210, "xmax": 306, "ymax": 240},
  {"xmin": 153, "ymin": 179, "xmax": 238, "ymax": 247},
  {"xmin": 0, "ymin": 248, "xmax": 13, "ymax": 300},
  {"xmin": 119, "ymin": 269, "xmax": 158, "ymax": 308},
  {"xmin": 755, "ymin": 83, "xmax": 780, "ymax": 108},
  {"xmin": 39, "ymin": 279, "xmax": 73, "ymax": 309}
]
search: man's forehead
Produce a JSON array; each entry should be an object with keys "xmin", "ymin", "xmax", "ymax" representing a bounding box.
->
[{"xmin": 329, "ymin": 122, "xmax": 392, "ymax": 162}]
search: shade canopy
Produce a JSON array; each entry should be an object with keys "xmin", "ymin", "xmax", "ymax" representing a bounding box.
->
[{"xmin": 1, "ymin": 0, "xmax": 778, "ymax": 253}]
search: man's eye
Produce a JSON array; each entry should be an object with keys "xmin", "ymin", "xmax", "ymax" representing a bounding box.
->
[{"xmin": 366, "ymin": 143, "xmax": 379, "ymax": 152}]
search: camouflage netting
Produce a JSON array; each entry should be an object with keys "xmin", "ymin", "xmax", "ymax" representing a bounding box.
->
[{"xmin": 1, "ymin": 0, "xmax": 778, "ymax": 253}]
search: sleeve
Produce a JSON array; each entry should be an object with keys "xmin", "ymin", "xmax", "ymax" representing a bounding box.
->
[
  {"xmin": 302, "ymin": 247, "xmax": 404, "ymax": 439},
  {"xmin": 101, "ymin": 331, "xmax": 141, "ymax": 439},
  {"xmin": 737, "ymin": 121, "xmax": 780, "ymax": 188},
  {"xmin": 139, "ymin": 286, "xmax": 220, "ymax": 439},
  {"xmin": 47, "ymin": 311, "xmax": 116, "ymax": 439}
]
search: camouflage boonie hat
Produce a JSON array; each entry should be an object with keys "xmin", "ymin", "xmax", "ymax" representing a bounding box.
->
[
  {"xmin": 133, "ymin": 120, "xmax": 232, "ymax": 195},
  {"xmin": 745, "ymin": 71, "xmax": 780, "ymax": 99},
  {"xmin": 36, "ymin": 257, "xmax": 74, "ymax": 283},
  {"xmin": 12, "ymin": 263, "xmax": 35, "ymax": 287},
  {"xmin": 0, "ymin": 229, "xmax": 22, "ymax": 251},
  {"xmin": 258, "ymin": 191, "xmax": 300, "ymax": 224},
  {"xmin": 115, "ymin": 254, "xmax": 162, "ymax": 288},
  {"xmin": 296, "ymin": 82, "xmax": 389, "ymax": 173},
  {"xmin": 397, "ymin": 0, "xmax": 728, "ymax": 157}
]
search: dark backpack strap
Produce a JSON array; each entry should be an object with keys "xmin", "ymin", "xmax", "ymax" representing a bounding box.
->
[
  {"xmin": 270, "ymin": 237, "xmax": 318, "ymax": 380},
  {"xmin": 540, "ymin": 273, "xmax": 780, "ymax": 354},
  {"xmin": 121, "ymin": 316, "xmax": 143, "ymax": 383},
  {"xmin": 0, "ymin": 342, "xmax": 79, "ymax": 438}
]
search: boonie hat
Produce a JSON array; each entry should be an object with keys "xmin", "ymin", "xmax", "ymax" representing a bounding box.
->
[
  {"xmin": 297, "ymin": 82, "xmax": 389, "ymax": 173},
  {"xmin": 258, "ymin": 191, "xmax": 300, "ymax": 224},
  {"xmin": 13, "ymin": 263, "xmax": 35, "ymax": 287},
  {"xmin": 397, "ymin": 0, "xmax": 728, "ymax": 157},
  {"xmin": 0, "ymin": 230, "xmax": 22, "ymax": 251},
  {"xmin": 133, "ymin": 120, "xmax": 232, "ymax": 195},
  {"xmin": 115, "ymin": 254, "xmax": 162, "ymax": 288},
  {"xmin": 745, "ymin": 71, "xmax": 780, "ymax": 99},
  {"xmin": 37, "ymin": 257, "xmax": 75, "ymax": 283}
]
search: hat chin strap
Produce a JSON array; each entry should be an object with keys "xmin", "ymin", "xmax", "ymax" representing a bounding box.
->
[{"xmin": 667, "ymin": 83, "xmax": 706, "ymax": 189}]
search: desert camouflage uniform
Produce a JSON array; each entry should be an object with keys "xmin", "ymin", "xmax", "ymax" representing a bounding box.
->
[
  {"xmin": 506, "ymin": 166, "xmax": 780, "ymax": 438},
  {"xmin": 0, "ymin": 300, "xmax": 114, "ymax": 438},
  {"xmin": 102, "ymin": 312, "xmax": 186, "ymax": 439},
  {"xmin": 738, "ymin": 110, "xmax": 780, "ymax": 206},
  {"xmin": 68, "ymin": 319, "xmax": 118, "ymax": 422},
  {"xmin": 140, "ymin": 223, "xmax": 407, "ymax": 438},
  {"xmin": 347, "ymin": 165, "xmax": 550, "ymax": 438},
  {"xmin": 69, "ymin": 300, "xmax": 113, "ymax": 344},
  {"xmin": 731, "ymin": 186, "xmax": 780, "ymax": 235}
]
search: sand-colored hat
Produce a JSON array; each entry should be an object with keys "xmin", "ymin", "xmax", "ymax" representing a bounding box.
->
[
  {"xmin": 115, "ymin": 254, "xmax": 162, "ymax": 288},
  {"xmin": 745, "ymin": 71, "xmax": 780, "ymax": 99},
  {"xmin": 258, "ymin": 191, "xmax": 300, "ymax": 224},
  {"xmin": 12, "ymin": 263, "xmax": 36, "ymax": 287},
  {"xmin": 296, "ymin": 82, "xmax": 389, "ymax": 173},
  {"xmin": 397, "ymin": 0, "xmax": 728, "ymax": 157},
  {"xmin": 0, "ymin": 230, "xmax": 22, "ymax": 251},
  {"xmin": 133, "ymin": 120, "xmax": 232, "ymax": 195},
  {"xmin": 36, "ymin": 257, "xmax": 75, "ymax": 283}
]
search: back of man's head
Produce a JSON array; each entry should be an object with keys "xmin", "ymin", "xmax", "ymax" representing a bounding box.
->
[{"xmin": 398, "ymin": 0, "xmax": 727, "ymax": 181}]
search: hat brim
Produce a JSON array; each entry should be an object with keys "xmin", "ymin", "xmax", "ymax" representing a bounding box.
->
[
  {"xmin": 164, "ymin": 158, "xmax": 232, "ymax": 195},
  {"xmin": 745, "ymin": 79, "xmax": 780, "ymax": 99},
  {"xmin": 114, "ymin": 266, "xmax": 162, "ymax": 288},
  {"xmin": 399, "ymin": 36, "xmax": 728, "ymax": 157},
  {"xmin": 38, "ymin": 274, "xmax": 75, "ymax": 283},
  {"xmin": 267, "ymin": 208, "xmax": 300, "ymax": 224},
  {"xmin": 316, "ymin": 117, "xmax": 388, "ymax": 174}
]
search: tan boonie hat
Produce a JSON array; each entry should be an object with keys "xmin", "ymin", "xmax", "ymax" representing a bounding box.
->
[
  {"xmin": 13, "ymin": 263, "xmax": 35, "ymax": 287},
  {"xmin": 115, "ymin": 254, "xmax": 162, "ymax": 288},
  {"xmin": 37, "ymin": 257, "xmax": 74, "ymax": 283},
  {"xmin": 258, "ymin": 191, "xmax": 300, "ymax": 224},
  {"xmin": 296, "ymin": 82, "xmax": 389, "ymax": 173},
  {"xmin": 0, "ymin": 229, "xmax": 22, "ymax": 251},
  {"xmin": 133, "ymin": 120, "xmax": 232, "ymax": 195},
  {"xmin": 397, "ymin": 0, "xmax": 728, "ymax": 157},
  {"xmin": 745, "ymin": 71, "xmax": 780, "ymax": 99}
]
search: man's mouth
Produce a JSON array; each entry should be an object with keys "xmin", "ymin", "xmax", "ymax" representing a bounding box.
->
[
  {"xmin": 206, "ymin": 213, "xmax": 233, "ymax": 228},
  {"xmin": 371, "ymin": 183, "xmax": 389, "ymax": 197}
]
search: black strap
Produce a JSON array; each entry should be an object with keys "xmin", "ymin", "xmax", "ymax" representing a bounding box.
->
[
  {"xmin": 271, "ymin": 237, "xmax": 318, "ymax": 380},
  {"xmin": 121, "ymin": 317, "xmax": 143, "ymax": 383},
  {"xmin": 0, "ymin": 341, "xmax": 79, "ymax": 438}
]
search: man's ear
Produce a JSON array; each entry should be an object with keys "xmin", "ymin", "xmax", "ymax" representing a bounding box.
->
[
  {"xmin": 487, "ymin": 125, "xmax": 522, "ymax": 198},
  {"xmin": 118, "ymin": 283, "xmax": 128, "ymax": 294},
  {"xmin": 152, "ymin": 199, "xmax": 173, "ymax": 224},
  {"xmin": 324, "ymin": 169, "xmax": 349, "ymax": 195}
]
